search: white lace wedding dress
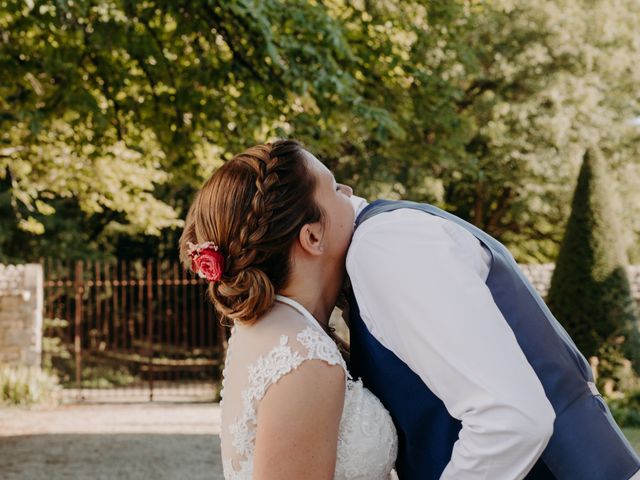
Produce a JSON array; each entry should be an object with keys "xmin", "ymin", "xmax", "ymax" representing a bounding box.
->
[{"xmin": 219, "ymin": 295, "xmax": 398, "ymax": 480}]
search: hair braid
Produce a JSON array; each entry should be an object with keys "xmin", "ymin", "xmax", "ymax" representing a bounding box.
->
[
  {"xmin": 179, "ymin": 139, "xmax": 323, "ymax": 325},
  {"xmin": 225, "ymin": 147, "xmax": 280, "ymax": 273}
]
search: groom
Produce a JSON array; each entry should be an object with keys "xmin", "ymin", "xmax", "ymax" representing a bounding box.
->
[{"xmin": 346, "ymin": 196, "xmax": 640, "ymax": 479}]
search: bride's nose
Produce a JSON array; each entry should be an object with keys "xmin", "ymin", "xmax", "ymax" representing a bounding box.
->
[{"xmin": 342, "ymin": 184, "xmax": 353, "ymax": 197}]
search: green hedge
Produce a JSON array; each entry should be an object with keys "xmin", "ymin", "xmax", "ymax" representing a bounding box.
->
[
  {"xmin": 609, "ymin": 389, "xmax": 640, "ymax": 428},
  {"xmin": 547, "ymin": 148, "xmax": 640, "ymax": 366}
]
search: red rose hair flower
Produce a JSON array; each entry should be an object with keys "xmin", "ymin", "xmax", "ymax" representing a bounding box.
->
[{"xmin": 187, "ymin": 241, "xmax": 224, "ymax": 282}]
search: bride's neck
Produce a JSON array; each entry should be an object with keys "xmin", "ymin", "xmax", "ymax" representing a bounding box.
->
[
  {"xmin": 277, "ymin": 291, "xmax": 332, "ymax": 327},
  {"xmin": 279, "ymin": 270, "xmax": 341, "ymax": 328},
  {"xmin": 279, "ymin": 242, "xmax": 346, "ymax": 326}
]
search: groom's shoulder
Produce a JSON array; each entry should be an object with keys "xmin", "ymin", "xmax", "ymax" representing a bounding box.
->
[
  {"xmin": 348, "ymin": 207, "xmax": 453, "ymax": 260},
  {"xmin": 354, "ymin": 206, "xmax": 450, "ymax": 238}
]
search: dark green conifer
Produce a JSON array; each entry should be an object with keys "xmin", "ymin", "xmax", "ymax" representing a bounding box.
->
[{"xmin": 547, "ymin": 148, "xmax": 640, "ymax": 365}]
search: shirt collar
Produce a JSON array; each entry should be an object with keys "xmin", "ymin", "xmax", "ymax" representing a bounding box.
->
[{"xmin": 349, "ymin": 195, "xmax": 369, "ymax": 219}]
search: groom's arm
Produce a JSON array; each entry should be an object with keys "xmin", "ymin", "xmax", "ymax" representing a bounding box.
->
[{"xmin": 346, "ymin": 208, "xmax": 555, "ymax": 480}]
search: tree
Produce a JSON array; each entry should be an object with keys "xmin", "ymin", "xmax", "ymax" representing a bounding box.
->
[
  {"xmin": 1, "ymin": 0, "xmax": 639, "ymax": 263},
  {"xmin": 0, "ymin": 0, "xmax": 375, "ymax": 260},
  {"xmin": 546, "ymin": 148, "xmax": 639, "ymax": 366},
  {"xmin": 319, "ymin": 0, "xmax": 640, "ymax": 263},
  {"xmin": 437, "ymin": 0, "xmax": 640, "ymax": 262}
]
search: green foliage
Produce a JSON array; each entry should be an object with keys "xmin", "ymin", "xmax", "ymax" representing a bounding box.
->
[
  {"xmin": 42, "ymin": 315, "xmax": 139, "ymax": 387},
  {"xmin": 0, "ymin": 0, "xmax": 379, "ymax": 260},
  {"xmin": 0, "ymin": 364, "xmax": 61, "ymax": 405},
  {"xmin": 547, "ymin": 148, "xmax": 640, "ymax": 363},
  {"xmin": 42, "ymin": 333, "xmax": 73, "ymax": 386},
  {"xmin": 1, "ymin": 0, "xmax": 639, "ymax": 262},
  {"xmin": 315, "ymin": 0, "xmax": 640, "ymax": 263},
  {"xmin": 609, "ymin": 390, "xmax": 640, "ymax": 428},
  {"xmin": 622, "ymin": 428, "xmax": 640, "ymax": 452}
]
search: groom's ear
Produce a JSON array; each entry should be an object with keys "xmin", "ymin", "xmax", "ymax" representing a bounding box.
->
[{"xmin": 297, "ymin": 222, "xmax": 325, "ymax": 257}]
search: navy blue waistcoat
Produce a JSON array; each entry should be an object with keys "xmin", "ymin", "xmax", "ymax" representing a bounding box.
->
[{"xmin": 348, "ymin": 200, "xmax": 640, "ymax": 480}]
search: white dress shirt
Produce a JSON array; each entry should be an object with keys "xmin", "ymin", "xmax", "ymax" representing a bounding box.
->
[{"xmin": 346, "ymin": 197, "xmax": 556, "ymax": 479}]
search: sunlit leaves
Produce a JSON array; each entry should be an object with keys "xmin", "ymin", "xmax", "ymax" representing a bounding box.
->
[{"xmin": 0, "ymin": 0, "xmax": 638, "ymax": 263}]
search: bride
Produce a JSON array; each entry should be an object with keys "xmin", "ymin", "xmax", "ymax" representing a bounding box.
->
[{"xmin": 179, "ymin": 139, "xmax": 398, "ymax": 479}]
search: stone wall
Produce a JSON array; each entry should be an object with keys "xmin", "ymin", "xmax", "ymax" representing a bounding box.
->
[
  {"xmin": 0, "ymin": 264, "xmax": 43, "ymax": 367},
  {"xmin": 521, "ymin": 264, "xmax": 640, "ymax": 309}
]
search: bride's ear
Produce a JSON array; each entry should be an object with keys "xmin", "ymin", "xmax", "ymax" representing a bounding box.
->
[{"xmin": 297, "ymin": 222, "xmax": 325, "ymax": 257}]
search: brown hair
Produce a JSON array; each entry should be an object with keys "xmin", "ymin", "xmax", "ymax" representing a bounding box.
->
[{"xmin": 179, "ymin": 139, "xmax": 323, "ymax": 325}]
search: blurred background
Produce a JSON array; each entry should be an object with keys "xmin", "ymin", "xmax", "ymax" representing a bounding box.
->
[{"xmin": 1, "ymin": 0, "xmax": 639, "ymax": 478}]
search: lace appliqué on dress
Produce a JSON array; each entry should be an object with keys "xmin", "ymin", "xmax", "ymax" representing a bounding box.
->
[
  {"xmin": 222, "ymin": 327, "xmax": 349, "ymax": 480},
  {"xmin": 297, "ymin": 326, "xmax": 350, "ymax": 376},
  {"xmin": 336, "ymin": 379, "xmax": 399, "ymax": 480}
]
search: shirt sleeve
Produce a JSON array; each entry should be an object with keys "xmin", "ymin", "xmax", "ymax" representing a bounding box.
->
[{"xmin": 346, "ymin": 208, "xmax": 555, "ymax": 480}]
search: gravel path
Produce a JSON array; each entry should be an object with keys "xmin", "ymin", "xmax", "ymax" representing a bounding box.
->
[{"xmin": 0, "ymin": 403, "xmax": 223, "ymax": 480}]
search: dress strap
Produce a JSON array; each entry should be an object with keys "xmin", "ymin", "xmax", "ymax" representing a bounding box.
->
[
  {"xmin": 275, "ymin": 295, "xmax": 351, "ymax": 380},
  {"xmin": 274, "ymin": 295, "xmax": 324, "ymax": 332}
]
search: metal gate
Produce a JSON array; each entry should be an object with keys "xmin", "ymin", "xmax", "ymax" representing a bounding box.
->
[{"xmin": 42, "ymin": 258, "xmax": 229, "ymax": 401}]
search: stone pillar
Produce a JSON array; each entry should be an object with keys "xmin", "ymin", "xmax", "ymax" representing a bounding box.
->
[{"xmin": 0, "ymin": 264, "xmax": 43, "ymax": 367}]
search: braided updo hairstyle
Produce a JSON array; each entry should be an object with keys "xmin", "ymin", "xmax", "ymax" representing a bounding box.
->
[{"xmin": 179, "ymin": 139, "xmax": 324, "ymax": 325}]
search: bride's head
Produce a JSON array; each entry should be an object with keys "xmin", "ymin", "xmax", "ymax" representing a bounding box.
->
[{"xmin": 179, "ymin": 139, "xmax": 355, "ymax": 325}]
